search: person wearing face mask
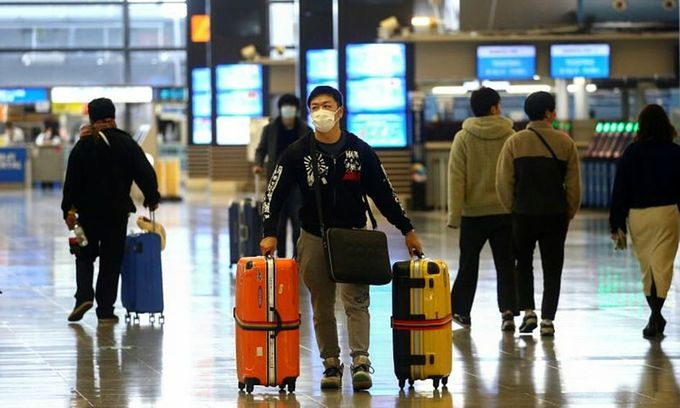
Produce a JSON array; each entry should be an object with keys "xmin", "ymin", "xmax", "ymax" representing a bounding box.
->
[
  {"xmin": 496, "ymin": 91, "xmax": 581, "ymax": 337},
  {"xmin": 259, "ymin": 86, "xmax": 424, "ymax": 391},
  {"xmin": 254, "ymin": 94, "xmax": 311, "ymax": 257}
]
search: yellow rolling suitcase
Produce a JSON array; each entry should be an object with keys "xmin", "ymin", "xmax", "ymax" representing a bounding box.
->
[{"xmin": 391, "ymin": 256, "xmax": 452, "ymax": 389}]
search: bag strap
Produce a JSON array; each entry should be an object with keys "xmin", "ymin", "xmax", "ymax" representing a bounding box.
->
[
  {"xmin": 309, "ymin": 135, "xmax": 378, "ymax": 234},
  {"xmin": 310, "ymin": 137, "xmax": 327, "ymax": 237},
  {"xmin": 528, "ymin": 128, "xmax": 558, "ymax": 161}
]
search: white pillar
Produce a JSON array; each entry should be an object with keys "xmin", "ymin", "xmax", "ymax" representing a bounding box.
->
[
  {"xmin": 573, "ymin": 77, "xmax": 590, "ymax": 120},
  {"xmin": 554, "ymin": 79, "xmax": 569, "ymax": 120}
]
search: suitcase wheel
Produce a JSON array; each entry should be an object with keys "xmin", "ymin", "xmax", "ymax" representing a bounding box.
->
[
  {"xmin": 159, "ymin": 313, "xmax": 165, "ymax": 325},
  {"xmin": 442, "ymin": 376, "xmax": 449, "ymax": 387},
  {"xmin": 408, "ymin": 378, "xmax": 415, "ymax": 387},
  {"xmin": 125, "ymin": 312, "xmax": 131, "ymax": 323},
  {"xmin": 245, "ymin": 379, "xmax": 255, "ymax": 394},
  {"xmin": 432, "ymin": 378, "xmax": 440, "ymax": 389},
  {"xmin": 238, "ymin": 381, "xmax": 245, "ymax": 391},
  {"xmin": 287, "ymin": 379, "xmax": 296, "ymax": 393},
  {"xmin": 398, "ymin": 378, "xmax": 406, "ymax": 389},
  {"xmin": 149, "ymin": 314, "xmax": 156, "ymax": 324},
  {"xmin": 134, "ymin": 313, "xmax": 140, "ymax": 324}
]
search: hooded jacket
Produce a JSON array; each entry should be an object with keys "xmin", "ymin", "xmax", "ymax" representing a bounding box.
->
[
  {"xmin": 262, "ymin": 131, "xmax": 414, "ymax": 238},
  {"xmin": 61, "ymin": 128, "xmax": 160, "ymax": 220},
  {"xmin": 447, "ymin": 115, "xmax": 515, "ymax": 227}
]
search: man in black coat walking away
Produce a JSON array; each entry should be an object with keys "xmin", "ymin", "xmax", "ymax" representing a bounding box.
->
[{"xmin": 62, "ymin": 97, "xmax": 160, "ymax": 323}]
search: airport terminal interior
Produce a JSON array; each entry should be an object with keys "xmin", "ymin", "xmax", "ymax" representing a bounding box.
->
[{"xmin": 0, "ymin": 0, "xmax": 679, "ymax": 407}]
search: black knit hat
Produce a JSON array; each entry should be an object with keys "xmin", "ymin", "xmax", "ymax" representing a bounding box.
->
[{"xmin": 88, "ymin": 98, "xmax": 116, "ymax": 122}]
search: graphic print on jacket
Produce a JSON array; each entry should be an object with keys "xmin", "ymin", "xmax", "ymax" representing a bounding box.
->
[{"xmin": 261, "ymin": 132, "xmax": 413, "ymax": 238}]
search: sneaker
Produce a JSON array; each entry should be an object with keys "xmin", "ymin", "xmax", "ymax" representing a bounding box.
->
[
  {"xmin": 320, "ymin": 357, "xmax": 343, "ymax": 390},
  {"xmin": 97, "ymin": 314, "xmax": 120, "ymax": 324},
  {"xmin": 351, "ymin": 356, "xmax": 374, "ymax": 391},
  {"xmin": 540, "ymin": 321, "xmax": 555, "ymax": 337},
  {"xmin": 519, "ymin": 312, "xmax": 537, "ymax": 333},
  {"xmin": 67, "ymin": 301, "xmax": 93, "ymax": 322},
  {"xmin": 501, "ymin": 312, "xmax": 515, "ymax": 332},
  {"xmin": 453, "ymin": 314, "xmax": 471, "ymax": 328}
]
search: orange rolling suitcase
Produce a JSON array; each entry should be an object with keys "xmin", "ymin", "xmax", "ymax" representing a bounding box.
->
[{"xmin": 234, "ymin": 256, "xmax": 300, "ymax": 393}]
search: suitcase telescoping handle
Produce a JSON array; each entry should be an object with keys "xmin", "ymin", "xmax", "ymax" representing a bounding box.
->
[{"xmin": 150, "ymin": 210, "xmax": 156, "ymax": 233}]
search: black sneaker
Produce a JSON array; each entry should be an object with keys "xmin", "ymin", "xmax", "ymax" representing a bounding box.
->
[
  {"xmin": 519, "ymin": 312, "xmax": 537, "ymax": 333},
  {"xmin": 501, "ymin": 312, "xmax": 515, "ymax": 332},
  {"xmin": 453, "ymin": 314, "xmax": 471, "ymax": 328},
  {"xmin": 67, "ymin": 301, "xmax": 93, "ymax": 322},
  {"xmin": 97, "ymin": 314, "xmax": 120, "ymax": 324}
]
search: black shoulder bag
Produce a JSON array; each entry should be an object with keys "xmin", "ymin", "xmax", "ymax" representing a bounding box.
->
[{"xmin": 310, "ymin": 137, "xmax": 392, "ymax": 285}]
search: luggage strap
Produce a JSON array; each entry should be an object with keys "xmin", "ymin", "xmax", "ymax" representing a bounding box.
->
[
  {"xmin": 233, "ymin": 309, "xmax": 301, "ymax": 335},
  {"xmin": 391, "ymin": 315, "xmax": 452, "ymax": 331},
  {"xmin": 397, "ymin": 354, "xmax": 427, "ymax": 366},
  {"xmin": 397, "ymin": 277, "xmax": 426, "ymax": 288}
]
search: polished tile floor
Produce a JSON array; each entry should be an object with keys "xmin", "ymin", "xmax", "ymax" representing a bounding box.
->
[{"xmin": 0, "ymin": 189, "xmax": 678, "ymax": 407}]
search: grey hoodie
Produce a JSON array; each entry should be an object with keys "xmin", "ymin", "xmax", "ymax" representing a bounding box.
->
[{"xmin": 447, "ymin": 115, "xmax": 514, "ymax": 227}]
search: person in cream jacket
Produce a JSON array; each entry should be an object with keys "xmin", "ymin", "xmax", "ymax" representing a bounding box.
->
[{"xmin": 448, "ymin": 87, "xmax": 518, "ymax": 332}]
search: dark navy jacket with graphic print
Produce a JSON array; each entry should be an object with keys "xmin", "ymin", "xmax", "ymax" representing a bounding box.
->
[{"xmin": 262, "ymin": 131, "xmax": 414, "ymax": 238}]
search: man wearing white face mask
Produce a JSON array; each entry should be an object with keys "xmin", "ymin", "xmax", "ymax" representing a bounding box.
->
[
  {"xmin": 254, "ymin": 94, "xmax": 312, "ymax": 257},
  {"xmin": 260, "ymin": 86, "xmax": 424, "ymax": 391}
]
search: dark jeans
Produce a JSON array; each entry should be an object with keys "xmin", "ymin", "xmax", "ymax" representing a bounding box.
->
[
  {"xmin": 513, "ymin": 213, "xmax": 569, "ymax": 320},
  {"xmin": 74, "ymin": 215, "xmax": 127, "ymax": 317},
  {"xmin": 451, "ymin": 215, "xmax": 517, "ymax": 317},
  {"xmin": 277, "ymin": 186, "xmax": 301, "ymax": 258}
]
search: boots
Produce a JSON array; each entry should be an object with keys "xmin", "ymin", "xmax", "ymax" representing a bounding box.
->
[{"xmin": 643, "ymin": 281, "xmax": 667, "ymax": 338}]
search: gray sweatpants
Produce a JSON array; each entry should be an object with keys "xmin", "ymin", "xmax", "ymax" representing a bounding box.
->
[{"xmin": 297, "ymin": 229, "xmax": 370, "ymax": 360}]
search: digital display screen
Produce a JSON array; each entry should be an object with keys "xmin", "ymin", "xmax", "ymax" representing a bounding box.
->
[
  {"xmin": 192, "ymin": 117, "xmax": 212, "ymax": 145},
  {"xmin": 0, "ymin": 88, "xmax": 48, "ymax": 104},
  {"xmin": 347, "ymin": 77, "xmax": 406, "ymax": 112},
  {"xmin": 217, "ymin": 90, "xmax": 263, "ymax": 117},
  {"xmin": 216, "ymin": 116, "xmax": 251, "ymax": 146},
  {"xmin": 216, "ymin": 64, "xmax": 263, "ymax": 91},
  {"xmin": 192, "ymin": 93, "xmax": 212, "ymax": 118},
  {"xmin": 550, "ymin": 44, "xmax": 610, "ymax": 79},
  {"xmin": 477, "ymin": 45, "xmax": 536, "ymax": 80},
  {"xmin": 306, "ymin": 49, "xmax": 338, "ymax": 82},
  {"xmin": 191, "ymin": 68, "xmax": 211, "ymax": 93},
  {"xmin": 347, "ymin": 112, "xmax": 407, "ymax": 148},
  {"xmin": 346, "ymin": 43, "xmax": 406, "ymax": 79}
]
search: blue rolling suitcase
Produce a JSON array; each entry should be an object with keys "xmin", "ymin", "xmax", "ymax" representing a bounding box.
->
[{"xmin": 121, "ymin": 232, "xmax": 164, "ymax": 324}]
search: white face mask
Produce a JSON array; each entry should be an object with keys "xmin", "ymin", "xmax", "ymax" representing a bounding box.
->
[
  {"xmin": 311, "ymin": 109, "xmax": 338, "ymax": 133},
  {"xmin": 280, "ymin": 105, "xmax": 297, "ymax": 120}
]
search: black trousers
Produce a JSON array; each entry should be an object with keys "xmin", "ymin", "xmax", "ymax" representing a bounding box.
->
[
  {"xmin": 513, "ymin": 213, "xmax": 569, "ymax": 320},
  {"xmin": 451, "ymin": 215, "xmax": 517, "ymax": 317},
  {"xmin": 74, "ymin": 215, "xmax": 127, "ymax": 317},
  {"xmin": 276, "ymin": 186, "xmax": 302, "ymax": 258}
]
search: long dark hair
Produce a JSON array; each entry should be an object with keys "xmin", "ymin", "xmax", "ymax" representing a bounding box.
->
[{"xmin": 636, "ymin": 104, "xmax": 676, "ymax": 142}]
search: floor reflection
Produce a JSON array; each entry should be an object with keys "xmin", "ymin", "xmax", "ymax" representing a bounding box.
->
[{"xmin": 0, "ymin": 192, "xmax": 679, "ymax": 407}]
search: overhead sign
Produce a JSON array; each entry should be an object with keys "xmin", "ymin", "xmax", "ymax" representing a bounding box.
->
[
  {"xmin": 477, "ymin": 45, "xmax": 536, "ymax": 80},
  {"xmin": 51, "ymin": 87, "xmax": 154, "ymax": 103},
  {"xmin": 551, "ymin": 44, "xmax": 610, "ymax": 79},
  {"xmin": 191, "ymin": 15, "xmax": 211, "ymax": 43},
  {"xmin": 0, "ymin": 88, "xmax": 49, "ymax": 104}
]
